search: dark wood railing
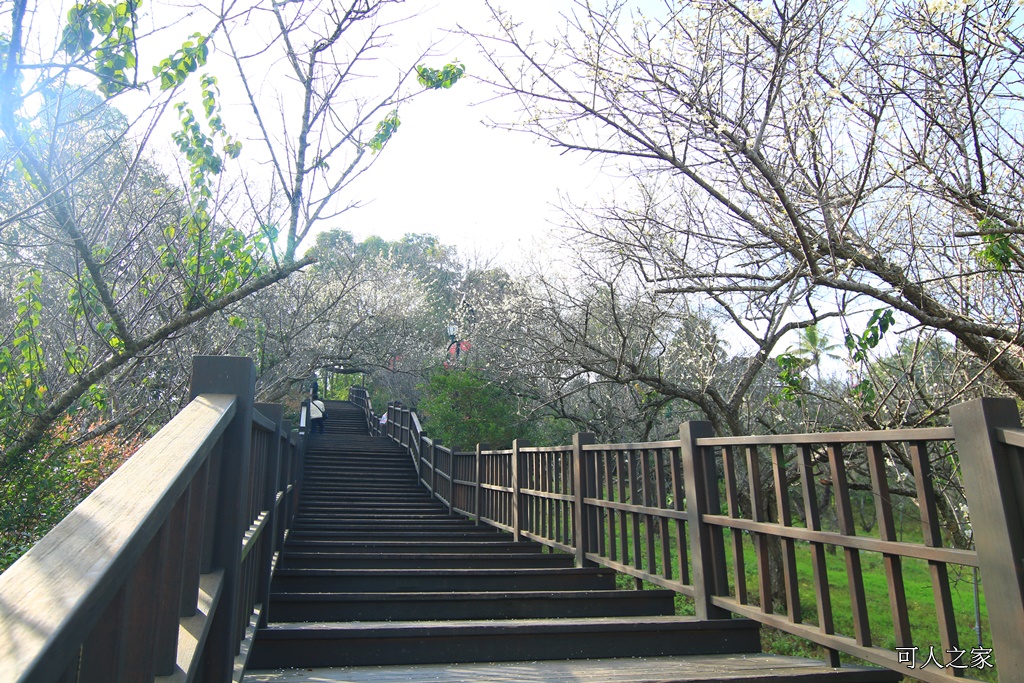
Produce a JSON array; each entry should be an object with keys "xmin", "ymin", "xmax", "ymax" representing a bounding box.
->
[
  {"xmin": 350, "ymin": 388, "xmax": 1024, "ymax": 683},
  {"xmin": 0, "ymin": 356, "xmax": 306, "ymax": 683}
]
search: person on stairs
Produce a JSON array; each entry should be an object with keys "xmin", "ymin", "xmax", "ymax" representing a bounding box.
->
[{"xmin": 309, "ymin": 386, "xmax": 327, "ymax": 434}]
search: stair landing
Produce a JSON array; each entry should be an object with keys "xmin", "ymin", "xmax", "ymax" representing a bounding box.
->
[{"xmin": 244, "ymin": 653, "xmax": 901, "ymax": 683}]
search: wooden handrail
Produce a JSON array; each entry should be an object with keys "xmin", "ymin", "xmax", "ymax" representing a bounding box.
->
[
  {"xmin": 0, "ymin": 394, "xmax": 235, "ymax": 682},
  {"xmin": 0, "ymin": 357, "xmax": 305, "ymax": 683},
  {"xmin": 356, "ymin": 389, "xmax": 1023, "ymax": 683}
]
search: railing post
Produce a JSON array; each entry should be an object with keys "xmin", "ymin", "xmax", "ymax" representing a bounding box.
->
[
  {"xmin": 279, "ymin": 420, "xmax": 295, "ymax": 543},
  {"xmin": 680, "ymin": 421, "xmax": 730, "ymax": 620},
  {"xmin": 189, "ymin": 356, "xmax": 256, "ymax": 681},
  {"xmin": 446, "ymin": 449, "xmax": 455, "ymax": 517},
  {"xmin": 290, "ymin": 425, "xmax": 307, "ymax": 527},
  {"xmin": 404, "ymin": 408, "xmax": 411, "ymax": 449},
  {"xmin": 431, "ymin": 439, "xmax": 439, "ymax": 500},
  {"xmin": 474, "ymin": 444, "xmax": 483, "ymax": 526},
  {"xmin": 572, "ymin": 433, "xmax": 596, "ymax": 567},
  {"xmin": 951, "ymin": 398, "xmax": 1024, "ymax": 675},
  {"xmin": 396, "ymin": 403, "xmax": 403, "ymax": 444},
  {"xmin": 254, "ymin": 402, "xmax": 283, "ymax": 628},
  {"xmin": 512, "ymin": 439, "xmax": 527, "ymax": 542},
  {"xmin": 391, "ymin": 403, "xmax": 396, "ymax": 441},
  {"xmin": 413, "ymin": 433, "xmax": 423, "ymax": 480}
]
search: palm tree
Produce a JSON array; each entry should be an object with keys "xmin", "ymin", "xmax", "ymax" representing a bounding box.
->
[{"xmin": 788, "ymin": 324, "xmax": 842, "ymax": 380}]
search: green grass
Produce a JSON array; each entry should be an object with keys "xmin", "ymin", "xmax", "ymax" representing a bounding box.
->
[{"xmin": 591, "ymin": 515, "xmax": 998, "ymax": 681}]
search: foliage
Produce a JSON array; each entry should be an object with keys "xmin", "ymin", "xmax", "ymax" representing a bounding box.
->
[
  {"xmin": 0, "ymin": 0, "xmax": 320, "ymax": 471},
  {"xmin": 772, "ymin": 353, "xmax": 806, "ymax": 406},
  {"xmin": 418, "ymin": 369, "xmax": 530, "ymax": 451},
  {"xmin": 0, "ymin": 421, "xmax": 139, "ymax": 573},
  {"xmin": 153, "ymin": 32, "xmax": 209, "ymax": 91},
  {"xmin": 0, "ymin": 270, "xmax": 47, "ymax": 439},
  {"xmin": 165, "ymin": 74, "xmax": 254, "ymax": 310},
  {"xmin": 60, "ymin": 0, "xmax": 141, "ymax": 96},
  {"xmin": 845, "ymin": 309, "xmax": 896, "ymax": 364},
  {"xmin": 416, "ymin": 61, "xmax": 466, "ymax": 90},
  {"xmin": 367, "ymin": 109, "xmax": 401, "ymax": 153},
  {"xmin": 0, "ymin": 0, "xmax": 466, "ymax": 571}
]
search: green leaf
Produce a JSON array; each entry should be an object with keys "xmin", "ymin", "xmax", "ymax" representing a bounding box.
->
[
  {"xmin": 154, "ymin": 33, "xmax": 209, "ymax": 91},
  {"xmin": 367, "ymin": 110, "xmax": 401, "ymax": 153},
  {"xmin": 416, "ymin": 62, "xmax": 466, "ymax": 90}
]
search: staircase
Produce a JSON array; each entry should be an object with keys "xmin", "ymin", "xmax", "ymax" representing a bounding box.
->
[{"xmin": 245, "ymin": 401, "xmax": 901, "ymax": 682}]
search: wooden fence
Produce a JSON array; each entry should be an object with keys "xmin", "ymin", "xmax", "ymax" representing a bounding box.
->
[
  {"xmin": 350, "ymin": 388, "xmax": 1024, "ymax": 683},
  {"xmin": 0, "ymin": 356, "xmax": 306, "ymax": 683}
]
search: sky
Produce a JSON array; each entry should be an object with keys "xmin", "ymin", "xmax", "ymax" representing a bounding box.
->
[
  {"xmin": 97, "ymin": 0, "xmax": 624, "ymax": 267},
  {"xmin": 334, "ymin": 1, "xmax": 617, "ymax": 264}
]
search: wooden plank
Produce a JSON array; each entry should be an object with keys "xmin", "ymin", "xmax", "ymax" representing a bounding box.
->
[
  {"xmin": 588, "ymin": 556, "xmax": 694, "ymax": 597},
  {"xmin": 669, "ymin": 446, "xmax": 690, "ymax": 586},
  {"xmin": 243, "ymin": 652, "xmax": 900, "ymax": 683},
  {"xmin": 583, "ymin": 439, "xmax": 682, "ymax": 451},
  {"xmin": 520, "ymin": 444, "xmax": 574, "ymax": 453},
  {"xmin": 699, "ymin": 515, "xmax": 976, "ymax": 565},
  {"xmin": 910, "ymin": 441, "xmax": 960, "ymax": 662},
  {"xmin": 627, "ymin": 451, "xmax": 643, "ymax": 588},
  {"xmin": 953, "ymin": 400, "xmax": 1024, "ymax": 677},
  {"xmin": 511, "ymin": 439, "xmax": 524, "ymax": 542},
  {"xmin": 827, "ymin": 443, "xmax": 872, "ymax": 647},
  {"xmin": 596, "ymin": 452, "xmax": 608, "ymax": 557},
  {"xmin": 519, "ymin": 531, "xmax": 573, "ymax": 555},
  {"xmin": 798, "ymin": 444, "xmax": 839, "ymax": 667},
  {"xmin": 120, "ymin": 527, "xmax": 165, "ymax": 681},
  {"xmin": 771, "ymin": 445, "xmax": 801, "ymax": 624},
  {"xmin": 155, "ymin": 494, "xmax": 189, "ymax": 675},
  {"xmin": 191, "ymin": 356, "xmax": 257, "ymax": 683},
  {"xmin": 655, "ymin": 449, "xmax": 673, "ymax": 581},
  {"xmin": 0, "ymin": 394, "xmax": 236, "ymax": 683},
  {"xmin": 581, "ymin": 497, "xmax": 688, "ymax": 520},
  {"xmin": 616, "ymin": 451, "xmax": 629, "ymax": 573},
  {"xmin": 201, "ymin": 441, "xmax": 225, "ymax": 573},
  {"xmin": 474, "ymin": 445, "xmax": 482, "ymax": 526},
  {"xmin": 699, "ymin": 426, "xmax": 954, "ymax": 446},
  {"xmin": 722, "ymin": 445, "xmax": 747, "ymax": 604},
  {"xmin": 572, "ymin": 433, "xmax": 595, "ymax": 567},
  {"xmin": 181, "ymin": 464, "xmax": 208, "ymax": 616},
  {"xmin": 552, "ymin": 454, "xmax": 561, "ymax": 544},
  {"xmin": 78, "ymin": 583, "xmax": 125, "ymax": 682},
  {"xmin": 746, "ymin": 445, "xmax": 772, "ymax": 613},
  {"xmin": 866, "ymin": 443, "xmax": 912, "ymax": 648},
  {"xmin": 641, "ymin": 450, "xmax": 657, "ymax": 577},
  {"xmin": 606, "ymin": 452, "xmax": 618, "ymax": 562},
  {"xmin": 585, "ymin": 452, "xmax": 601, "ymax": 558},
  {"xmin": 680, "ymin": 422, "xmax": 728, "ymax": 619},
  {"xmin": 479, "ymin": 483, "xmax": 513, "ymax": 494},
  {"xmin": 544, "ymin": 450, "xmax": 552, "ymax": 540}
]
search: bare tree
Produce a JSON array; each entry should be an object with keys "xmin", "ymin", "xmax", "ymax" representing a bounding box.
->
[
  {"xmin": 217, "ymin": 0, "xmax": 463, "ymax": 263},
  {"xmin": 468, "ymin": 0, "xmax": 1024, "ymax": 406}
]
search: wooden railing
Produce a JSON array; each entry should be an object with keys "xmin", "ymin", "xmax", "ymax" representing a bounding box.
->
[
  {"xmin": 350, "ymin": 389, "xmax": 1024, "ymax": 683},
  {"xmin": 0, "ymin": 356, "xmax": 306, "ymax": 683}
]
